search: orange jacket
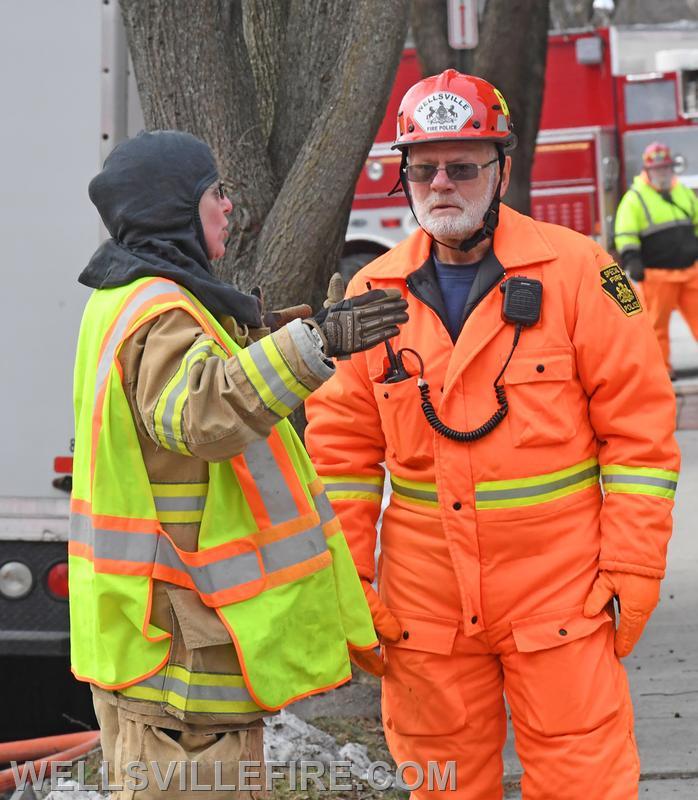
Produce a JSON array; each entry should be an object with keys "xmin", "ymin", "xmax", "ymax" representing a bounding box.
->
[{"xmin": 305, "ymin": 206, "xmax": 680, "ymax": 637}]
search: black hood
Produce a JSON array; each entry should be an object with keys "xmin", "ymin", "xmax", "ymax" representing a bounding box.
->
[{"xmin": 80, "ymin": 130, "xmax": 262, "ymax": 327}]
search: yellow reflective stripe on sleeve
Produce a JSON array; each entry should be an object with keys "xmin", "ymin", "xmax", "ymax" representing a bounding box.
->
[
  {"xmin": 390, "ymin": 475, "xmax": 439, "ymax": 508},
  {"xmin": 320, "ymin": 474, "xmax": 384, "ymax": 503},
  {"xmin": 152, "ymin": 338, "xmax": 228, "ymax": 454},
  {"xmin": 151, "ymin": 482, "xmax": 208, "ymax": 524},
  {"xmin": 601, "ymin": 465, "xmax": 678, "ymax": 500},
  {"xmin": 235, "ymin": 334, "xmax": 312, "ymax": 419},
  {"xmin": 475, "ymin": 458, "xmax": 600, "ymax": 509},
  {"xmin": 120, "ymin": 664, "xmax": 260, "ymax": 714}
]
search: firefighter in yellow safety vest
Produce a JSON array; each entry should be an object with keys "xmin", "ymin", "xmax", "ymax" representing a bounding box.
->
[
  {"xmin": 71, "ymin": 130, "xmax": 408, "ymax": 798},
  {"xmin": 615, "ymin": 141, "xmax": 698, "ymax": 374}
]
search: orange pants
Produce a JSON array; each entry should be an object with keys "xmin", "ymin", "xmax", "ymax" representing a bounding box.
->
[
  {"xmin": 382, "ymin": 619, "xmax": 639, "ymax": 799},
  {"xmin": 639, "ymin": 265, "xmax": 698, "ymax": 371}
]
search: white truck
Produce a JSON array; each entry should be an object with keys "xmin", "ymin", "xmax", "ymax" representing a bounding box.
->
[{"xmin": 0, "ymin": 1, "xmax": 103, "ymax": 659}]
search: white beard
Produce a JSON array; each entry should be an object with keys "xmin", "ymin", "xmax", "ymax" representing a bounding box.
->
[{"xmin": 412, "ymin": 168, "xmax": 498, "ymax": 241}]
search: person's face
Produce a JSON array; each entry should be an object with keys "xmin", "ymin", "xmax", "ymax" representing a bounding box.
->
[
  {"xmin": 198, "ymin": 180, "xmax": 233, "ymax": 260},
  {"xmin": 407, "ymin": 140, "xmax": 511, "ymax": 245},
  {"xmin": 646, "ymin": 165, "xmax": 674, "ymax": 192}
]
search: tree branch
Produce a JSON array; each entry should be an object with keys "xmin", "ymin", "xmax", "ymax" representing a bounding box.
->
[
  {"xmin": 119, "ymin": 0, "xmax": 277, "ymax": 283},
  {"xmin": 242, "ymin": 0, "xmax": 288, "ymax": 148},
  {"xmin": 268, "ymin": 0, "xmax": 355, "ymax": 185},
  {"xmin": 410, "ymin": 0, "xmax": 472, "ymax": 75},
  {"xmin": 474, "ymin": 0, "xmax": 550, "ymax": 214},
  {"xmin": 255, "ymin": 0, "xmax": 411, "ymax": 306}
]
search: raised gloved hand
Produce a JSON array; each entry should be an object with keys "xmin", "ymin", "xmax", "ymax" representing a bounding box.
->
[
  {"xmin": 323, "ymin": 272, "xmax": 346, "ymax": 309},
  {"xmin": 583, "ymin": 570, "xmax": 661, "ymax": 657},
  {"xmin": 251, "ymin": 286, "xmax": 312, "ymax": 332},
  {"xmin": 304, "ymin": 289, "xmax": 408, "ymax": 358},
  {"xmin": 349, "ymin": 580, "xmax": 402, "ymax": 677}
]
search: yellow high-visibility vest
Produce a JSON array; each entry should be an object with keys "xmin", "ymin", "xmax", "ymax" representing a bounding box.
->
[{"xmin": 70, "ymin": 277, "xmax": 377, "ymax": 711}]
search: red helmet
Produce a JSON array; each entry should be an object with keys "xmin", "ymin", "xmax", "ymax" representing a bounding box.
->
[
  {"xmin": 392, "ymin": 70, "xmax": 517, "ymax": 151},
  {"xmin": 642, "ymin": 142, "xmax": 675, "ymax": 169}
]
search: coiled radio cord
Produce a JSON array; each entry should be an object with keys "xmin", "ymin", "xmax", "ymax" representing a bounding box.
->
[{"xmin": 416, "ymin": 324, "xmax": 523, "ymax": 442}]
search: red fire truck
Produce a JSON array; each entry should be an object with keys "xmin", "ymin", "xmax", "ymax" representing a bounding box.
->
[{"xmin": 343, "ymin": 22, "xmax": 698, "ymax": 276}]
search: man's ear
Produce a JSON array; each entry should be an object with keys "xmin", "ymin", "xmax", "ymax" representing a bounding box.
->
[{"xmin": 500, "ymin": 155, "xmax": 512, "ymax": 197}]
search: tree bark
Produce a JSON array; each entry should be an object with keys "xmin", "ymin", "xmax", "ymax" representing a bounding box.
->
[
  {"xmin": 119, "ymin": 0, "xmax": 410, "ymax": 307},
  {"xmin": 119, "ymin": 0, "xmax": 277, "ymax": 284},
  {"xmin": 474, "ymin": 0, "xmax": 550, "ymax": 214},
  {"xmin": 410, "ymin": 0, "xmax": 473, "ymax": 75}
]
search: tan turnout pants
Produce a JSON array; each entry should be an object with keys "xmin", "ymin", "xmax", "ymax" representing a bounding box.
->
[{"xmin": 93, "ymin": 692, "xmax": 266, "ymax": 800}]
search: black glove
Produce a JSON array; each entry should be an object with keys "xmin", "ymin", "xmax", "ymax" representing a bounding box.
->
[
  {"xmin": 623, "ymin": 254, "xmax": 645, "ymax": 283},
  {"xmin": 304, "ymin": 289, "xmax": 409, "ymax": 358}
]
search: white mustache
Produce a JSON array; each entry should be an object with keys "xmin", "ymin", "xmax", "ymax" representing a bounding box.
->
[{"xmin": 423, "ymin": 195, "xmax": 466, "ymax": 212}]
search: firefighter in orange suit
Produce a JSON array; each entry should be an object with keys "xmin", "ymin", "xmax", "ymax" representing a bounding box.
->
[
  {"xmin": 615, "ymin": 141, "xmax": 698, "ymax": 375},
  {"xmin": 305, "ymin": 71, "xmax": 680, "ymax": 799}
]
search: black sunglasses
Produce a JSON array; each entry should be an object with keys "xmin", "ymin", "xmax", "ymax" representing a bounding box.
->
[
  {"xmin": 404, "ymin": 157, "xmax": 499, "ymax": 183},
  {"xmin": 216, "ymin": 180, "xmax": 227, "ymax": 200}
]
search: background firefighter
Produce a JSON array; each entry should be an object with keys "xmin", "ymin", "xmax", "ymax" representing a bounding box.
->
[
  {"xmin": 305, "ymin": 71, "xmax": 680, "ymax": 799},
  {"xmin": 614, "ymin": 141, "xmax": 698, "ymax": 377}
]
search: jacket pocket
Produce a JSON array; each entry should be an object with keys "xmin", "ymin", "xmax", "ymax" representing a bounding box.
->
[
  {"xmin": 503, "ymin": 350, "xmax": 577, "ymax": 447},
  {"xmin": 508, "ymin": 605, "xmax": 622, "ymax": 737},
  {"xmin": 370, "ymin": 373, "xmax": 433, "ymax": 469},
  {"xmin": 383, "ymin": 615, "xmax": 466, "ymax": 735}
]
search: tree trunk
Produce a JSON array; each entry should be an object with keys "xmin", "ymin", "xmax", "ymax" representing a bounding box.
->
[
  {"xmin": 410, "ymin": 0, "xmax": 473, "ymax": 75},
  {"xmin": 119, "ymin": 0, "xmax": 410, "ymax": 308},
  {"xmin": 410, "ymin": 0, "xmax": 550, "ymax": 215},
  {"xmin": 474, "ymin": 0, "xmax": 550, "ymax": 214}
]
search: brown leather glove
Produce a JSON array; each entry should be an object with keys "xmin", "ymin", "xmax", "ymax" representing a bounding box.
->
[
  {"xmin": 349, "ymin": 580, "xmax": 402, "ymax": 677},
  {"xmin": 304, "ymin": 289, "xmax": 408, "ymax": 358},
  {"xmin": 323, "ymin": 272, "xmax": 346, "ymax": 308},
  {"xmin": 583, "ymin": 570, "xmax": 661, "ymax": 657},
  {"xmin": 250, "ymin": 286, "xmax": 312, "ymax": 332}
]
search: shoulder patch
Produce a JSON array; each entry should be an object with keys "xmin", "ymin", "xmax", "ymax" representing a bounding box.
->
[{"xmin": 600, "ymin": 263, "xmax": 642, "ymax": 317}]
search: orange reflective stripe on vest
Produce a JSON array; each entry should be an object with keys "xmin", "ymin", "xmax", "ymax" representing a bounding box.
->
[{"xmin": 70, "ymin": 500, "xmax": 329, "ymax": 606}]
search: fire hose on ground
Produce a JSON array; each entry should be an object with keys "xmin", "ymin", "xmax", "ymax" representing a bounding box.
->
[{"xmin": 0, "ymin": 730, "xmax": 101, "ymax": 792}]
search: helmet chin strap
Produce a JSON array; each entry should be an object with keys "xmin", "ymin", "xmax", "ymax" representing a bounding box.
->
[{"xmin": 390, "ymin": 146, "xmax": 506, "ymax": 254}]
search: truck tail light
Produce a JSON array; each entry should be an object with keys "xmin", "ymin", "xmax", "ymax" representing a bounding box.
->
[
  {"xmin": 381, "ymin": 218, "xmax": 402, "ymax": 228},
  {"xmin": 46, "ymin": 563, "xmax": 69, "ymax": 600},
  {"xmin": 0, "ymin": 561, "xmax": 34, "ymax": 599},
  {"xmin": 54, "ymin": 457, "xmax": 73, "ymax": 474}
]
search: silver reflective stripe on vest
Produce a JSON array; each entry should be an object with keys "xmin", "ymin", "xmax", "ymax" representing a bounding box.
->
[
  {"xmin": 95, "ymin": 280, "xmax": 184, "ymax": 404},
  {"xmin": 602, "ymin": 474, "xmax": 677, "ymax": 491},
  {"xmin": 70, "ymin": 512, "xmax": 328, "ymax": 599},
  {"xmin": 312, "ymin": 491, "xmax": 335, "ymax": 525},
  {"xmin": 153, "ymin": 495, "xmax": 207, "ymax": 513},
  {"xmin": 242, "ymin": 438, "xmax": 298, "ymax": 525},
  {"xmin": 135, "ymin": 673, "xmax": 253, "ymax": 703},
  {"xmin": 475, "ymin": 463, "xmax": 600, "ymax": 503},
  {"xmin": 640, "ymin": 218, "xmax": 694, "ymax": 238},
  {"xmin": 630, "ymin": 187, "xmax": 653, "ymax": 226},
  {"xmin": 160, "ymin": 341, "xmax": 213, "ymax": 450}
]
